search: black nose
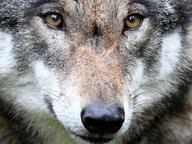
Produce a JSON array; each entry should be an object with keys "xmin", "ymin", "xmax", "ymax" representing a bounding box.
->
[{"xmin": 81, "ymin": 104, "xmax": 125, "ymax": 135}]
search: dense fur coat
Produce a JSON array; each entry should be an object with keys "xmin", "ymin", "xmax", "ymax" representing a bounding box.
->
[{"xmin": 0, "ymin": 0, "xmax": 192, "ymax": 144}]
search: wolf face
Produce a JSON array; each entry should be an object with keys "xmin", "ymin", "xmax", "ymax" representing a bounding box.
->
[{"xmin": 0, "ymin": 0, "xmax": 192, "ymax": 144}]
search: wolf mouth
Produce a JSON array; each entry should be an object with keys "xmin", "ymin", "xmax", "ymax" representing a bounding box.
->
[{"xmin": 73, "ymin": 133, "xmax": 113, "ymax": 143}]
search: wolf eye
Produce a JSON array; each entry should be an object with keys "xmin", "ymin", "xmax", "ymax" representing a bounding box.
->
[
  {"xmin": 42, "ymin": 13, "xmax": 63, "ymax": 29},
  {"xmin": 125, "ymin": 14, "xmax": 143, "ymax": 30}
]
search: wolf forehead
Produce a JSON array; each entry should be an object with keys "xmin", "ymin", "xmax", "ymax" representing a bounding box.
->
[
  {"xmin": 1, "ymin": 0, "xmax": 184, "ymax": 30},
  {"xmin": 1, "ymin": 0, "xmax": 187, "ymax": 19},
  {"xmin": 2, "ymin": 0, "xmax": 186, "ymax": 34},
  {"xmin": 2, "ymin": 0, "xmax": 161, "ymax": 18},
  {"xmin": 30, "ymin": 0, "xmax": 159, "ymax": 18}
]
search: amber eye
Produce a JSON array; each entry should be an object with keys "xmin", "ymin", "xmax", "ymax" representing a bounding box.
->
[
  {"xmin": 125, "ymin": 14, "xmax": 143, "ymax": 30},
  {"xmin": 42, "ymin": 13, "xmax": 63, "ymax": 29}
]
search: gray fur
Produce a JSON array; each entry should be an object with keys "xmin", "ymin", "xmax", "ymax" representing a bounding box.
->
[{"xmin": 0, "ymin": 0, "xmax": 192, "ymax": 144}]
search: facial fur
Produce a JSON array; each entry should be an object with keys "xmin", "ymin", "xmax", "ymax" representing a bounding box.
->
[{"xmin": 0, "ymin": 0, "xmax": 192, "ymax": 144}]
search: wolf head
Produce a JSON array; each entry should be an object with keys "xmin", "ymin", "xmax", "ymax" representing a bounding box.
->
[{"xmin": 0, "ymin": 0, "xmax": 192, "ymax": 144}]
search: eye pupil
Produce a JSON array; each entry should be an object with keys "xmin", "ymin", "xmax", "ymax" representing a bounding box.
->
[
  {"xmin": 50, "ymin": 14, "xmax": 60, "ymax": 22},
  {"xmin": 128, "ymin": 16, "xmax": 137, "ymax": 23}
]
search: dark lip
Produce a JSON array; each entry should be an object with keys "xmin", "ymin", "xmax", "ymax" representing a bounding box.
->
[{"xmin": 72, "ymin": 133, "xmax": 113, "ymax": 143}]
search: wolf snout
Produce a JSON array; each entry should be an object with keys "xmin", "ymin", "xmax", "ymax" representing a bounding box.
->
[{"xmin": 81, "ymin": 104, "xmax": 125, "ymax": 135}]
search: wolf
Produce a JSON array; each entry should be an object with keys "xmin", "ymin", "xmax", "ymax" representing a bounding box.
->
[{"xmin": 0, "ymin": 0, "xmax": 192, "ymax": 144}]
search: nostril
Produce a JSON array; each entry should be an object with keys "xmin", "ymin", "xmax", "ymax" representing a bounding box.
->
[
  {"xmin": 81, "ymin": 104, "xmax": 125, "ymax": 135},
  {"xmin": 92, "ymin": 22, "xmax": 101, "ymax": 37}
]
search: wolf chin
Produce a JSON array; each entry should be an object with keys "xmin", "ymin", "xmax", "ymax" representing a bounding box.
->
[{"xmin": 0, "ymin": 0, "xmax": 192, "ymax": 144}]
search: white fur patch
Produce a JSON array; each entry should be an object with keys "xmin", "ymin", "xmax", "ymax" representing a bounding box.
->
[
  {"xmin": 52, "ymin": 76, "xmax": 85, "ymax": 134},
  {"xmin": 31, "ymin": 61, "xmax": 85, "ymax": 141},
  {"xmin": 129, "ymin": 60, "xmax": 145, "ymax": 98},
  {"xmin": 118, "ymin": 98, "xmax": 132, "ymax": 137},
  {"xmin": 0, "ymin": 31, "xmax": 15, "ymax": 76},
  {"xmin": 128, "ymin": 60, "xmax": 155, "ymax": 112},
  {"xmin": 32, "ymin": 61, "xmax": 60, "ymax": 98},
  {"xmin": 26, "ymin": 61, "xmax": 78, "ymax": 144},
  {"xmin": 160, "ymin": 32, "xmax": 182, "ymax": 78}
]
